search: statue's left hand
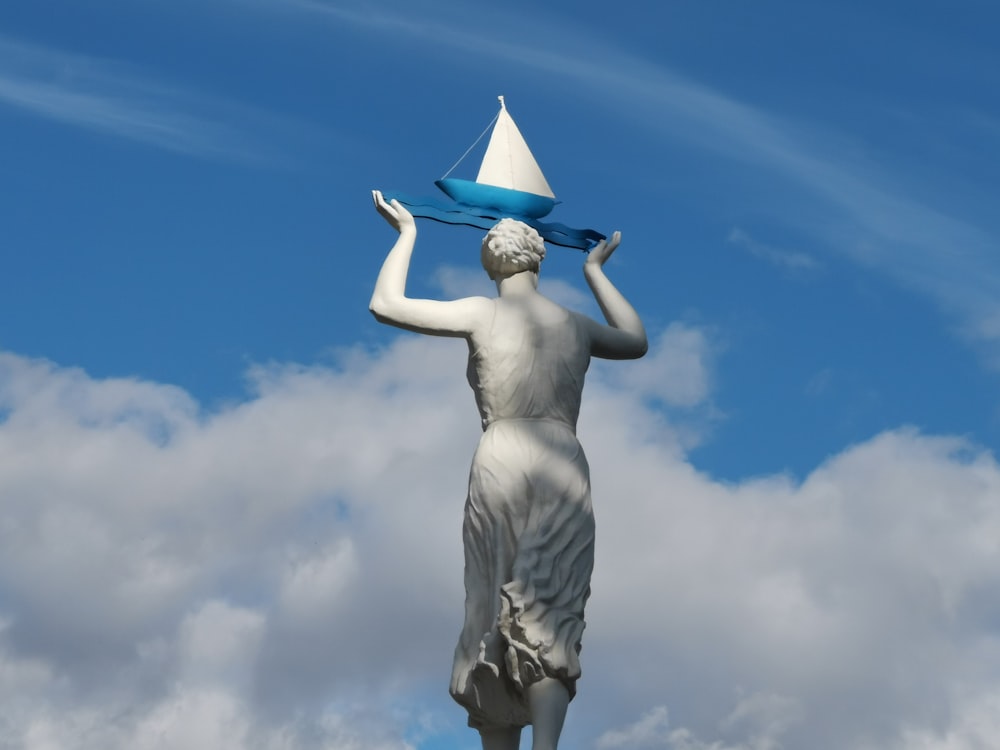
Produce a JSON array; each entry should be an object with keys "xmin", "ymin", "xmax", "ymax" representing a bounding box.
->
[{"xmin": 372, "ymin": 190, "xmax": 416, "ymax": 233}]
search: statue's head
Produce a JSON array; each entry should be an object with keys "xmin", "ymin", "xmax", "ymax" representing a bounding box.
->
[{"xmin": 481, "ymin": 219, "xmax": 546, "ymax": 281}]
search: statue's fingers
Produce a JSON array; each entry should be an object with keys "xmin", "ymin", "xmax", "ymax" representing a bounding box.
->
[
  {"xmin": 597, "ymin": 232, "xmax": 620, "ymax": 262},
  {"xmin": 389, "ymin": 199, "xmax": 416, "ymax": 223},
  {"xmin": 374, "ymin": 192, "xmax": 398, "ymax": 220}
]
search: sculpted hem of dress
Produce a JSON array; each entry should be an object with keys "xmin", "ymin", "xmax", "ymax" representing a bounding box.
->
[{"xmin": 448, "ymin": 418, "xmax": 595, "ymax": 731}]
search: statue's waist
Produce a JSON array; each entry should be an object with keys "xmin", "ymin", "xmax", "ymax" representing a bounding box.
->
[{"xmin": 482, "ymin": 415, "xmax": 577, "ymax": 433}]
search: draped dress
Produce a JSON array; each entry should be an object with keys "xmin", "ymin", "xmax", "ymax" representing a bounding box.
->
[{"xmin": 449, "ymin": 294, "xmax": 595, "ymax": 731}]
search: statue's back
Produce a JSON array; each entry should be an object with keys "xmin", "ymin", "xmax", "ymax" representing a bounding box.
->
[{"xmin": 466, "ymin": 296, "xmax": 590, "ymax": 431}]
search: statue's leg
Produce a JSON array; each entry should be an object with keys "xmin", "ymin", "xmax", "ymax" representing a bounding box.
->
[
  {"xmin": 527, "ymin": 678, "xmax": 569, "ymax": 750},
  {"xmin": 479, "ymin": 726, "xmax": 521, "ymax": 750}
]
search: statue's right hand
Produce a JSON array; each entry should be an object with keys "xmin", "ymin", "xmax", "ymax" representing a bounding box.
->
[
  {"xmin": 585, "ymin": 230, "xmax": 621, "ymax": 269},
  {"xmin": 372, "ymin": 190, "xmax": 416, "ymax": 233}
]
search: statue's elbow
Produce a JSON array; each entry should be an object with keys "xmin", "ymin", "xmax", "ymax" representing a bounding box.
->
[
  {"xmin": 369, "ymin": 296, "xmax": 399, "ymax": 326},
  {"xmin": 369, "ymin": 296, "xmax": 388, "ymax": 321},
  {"xmin": 630, "ymin": 337, "xmax": 649, "ymax": 359}
]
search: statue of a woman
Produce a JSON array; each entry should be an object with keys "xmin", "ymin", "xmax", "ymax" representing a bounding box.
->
[{"xmin": 370, "ymin": 191, "xmax": 647, "ymax": 750}]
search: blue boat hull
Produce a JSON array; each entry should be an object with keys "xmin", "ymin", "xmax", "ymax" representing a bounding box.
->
[{"xmin": 435, "ymin": 178, "xmax": 556, "ymax": 219}]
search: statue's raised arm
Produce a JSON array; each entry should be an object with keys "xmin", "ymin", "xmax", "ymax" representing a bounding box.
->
[
  {"xmin": 579, "ymin": 231, "xmax": 648, "ymax": 359},
  {"xmin": 369, "ymin": 190, "xmax": 492, "ymax": 337}
]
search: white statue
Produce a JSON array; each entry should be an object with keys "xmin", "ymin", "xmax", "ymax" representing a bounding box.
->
[{"xmin": 370, "ymin": 191, "xmax": 647, "ymax": 750}]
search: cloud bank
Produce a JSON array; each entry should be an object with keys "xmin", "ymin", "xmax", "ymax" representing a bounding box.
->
[{"xmin": 0, "ymin": 332, "xmax": 998, "ymax": 749}]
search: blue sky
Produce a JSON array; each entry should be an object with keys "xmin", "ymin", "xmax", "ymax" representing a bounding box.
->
[{"xmin": 2, "ymin": 2, "xmax": 1000, "ymax": 749}]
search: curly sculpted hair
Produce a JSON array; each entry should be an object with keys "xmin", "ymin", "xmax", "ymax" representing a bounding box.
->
[{"xmin": 481, "ymin": 218, "xmax": 546, "ymax": 280}]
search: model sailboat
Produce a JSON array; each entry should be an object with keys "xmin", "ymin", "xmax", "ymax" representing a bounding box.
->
[
  {"xmin": 435, "ymin": 96, "xmax": 557, "ymax": 219},
  {"xmin": 382, "ymin": 96, "xmax": 604, "ymax": 250}
]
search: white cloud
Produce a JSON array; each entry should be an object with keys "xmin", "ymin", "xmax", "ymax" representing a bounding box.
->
[
  {"xmin": 431, "ymin": 264, "xmax": 495, "ymax": 299},
  {"xmin": 719, "ymin": 692, "xmax": 802, "ymax": 750},
  {"xmin": 129, "ymin": 689, "xmax": 253, "ymax": 750},
  {"xmin": 590, "ymin": 322, "xmax": 720, "ymax": 451},
  {"xmin": 177, "ymin": 601, "xmax": 266, "ymax": 689},
  {"xmin": 278, "ymin": 538, "xmax": 359, "ymax": 624},
  {"xmin": 432, "ymin": 263, "xmax": 593, "ymax": 312},
  {"xmin": 611, "ymin": 322, "xmax": 716, "ymax": 408},
  {"xmin": 596, "ymin": 694, "xmax": 801, "ymax": 750},
  {"xmin": 579, "ymin": 424, "xmax": 1000, "ymax": 749},
  {"xmin": 1, "ymin": 340, "xmax": 999, "ymax": 749},
  {"xmin": 596, "ymin": 705, "xmax": 671, "ymax": 749},
  {"xmin": 897, "ymin": 689, "xmax": 1000, "ymax": 750}
]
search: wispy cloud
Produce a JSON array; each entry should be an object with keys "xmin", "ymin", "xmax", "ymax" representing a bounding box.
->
[
  {"xmin": 0, "ymin": 35, "xmax": 299, "ymax": 163},
  {"xmin": 728, "ymin": 228, "xmax": 823, "ymax": 273},
  {"xmin": 261, "ymin": 0, "xmax": 1000, "ymax": 361}
]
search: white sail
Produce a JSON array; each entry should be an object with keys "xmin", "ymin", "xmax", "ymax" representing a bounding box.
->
[{"xmin": 476, "ymin": 97, "xmax": 555, "ymax": 199}]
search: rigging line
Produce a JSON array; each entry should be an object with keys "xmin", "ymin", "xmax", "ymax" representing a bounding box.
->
[{"xmin": 440, "ymin": 110, "xmax": 501, "ymax": 180}]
